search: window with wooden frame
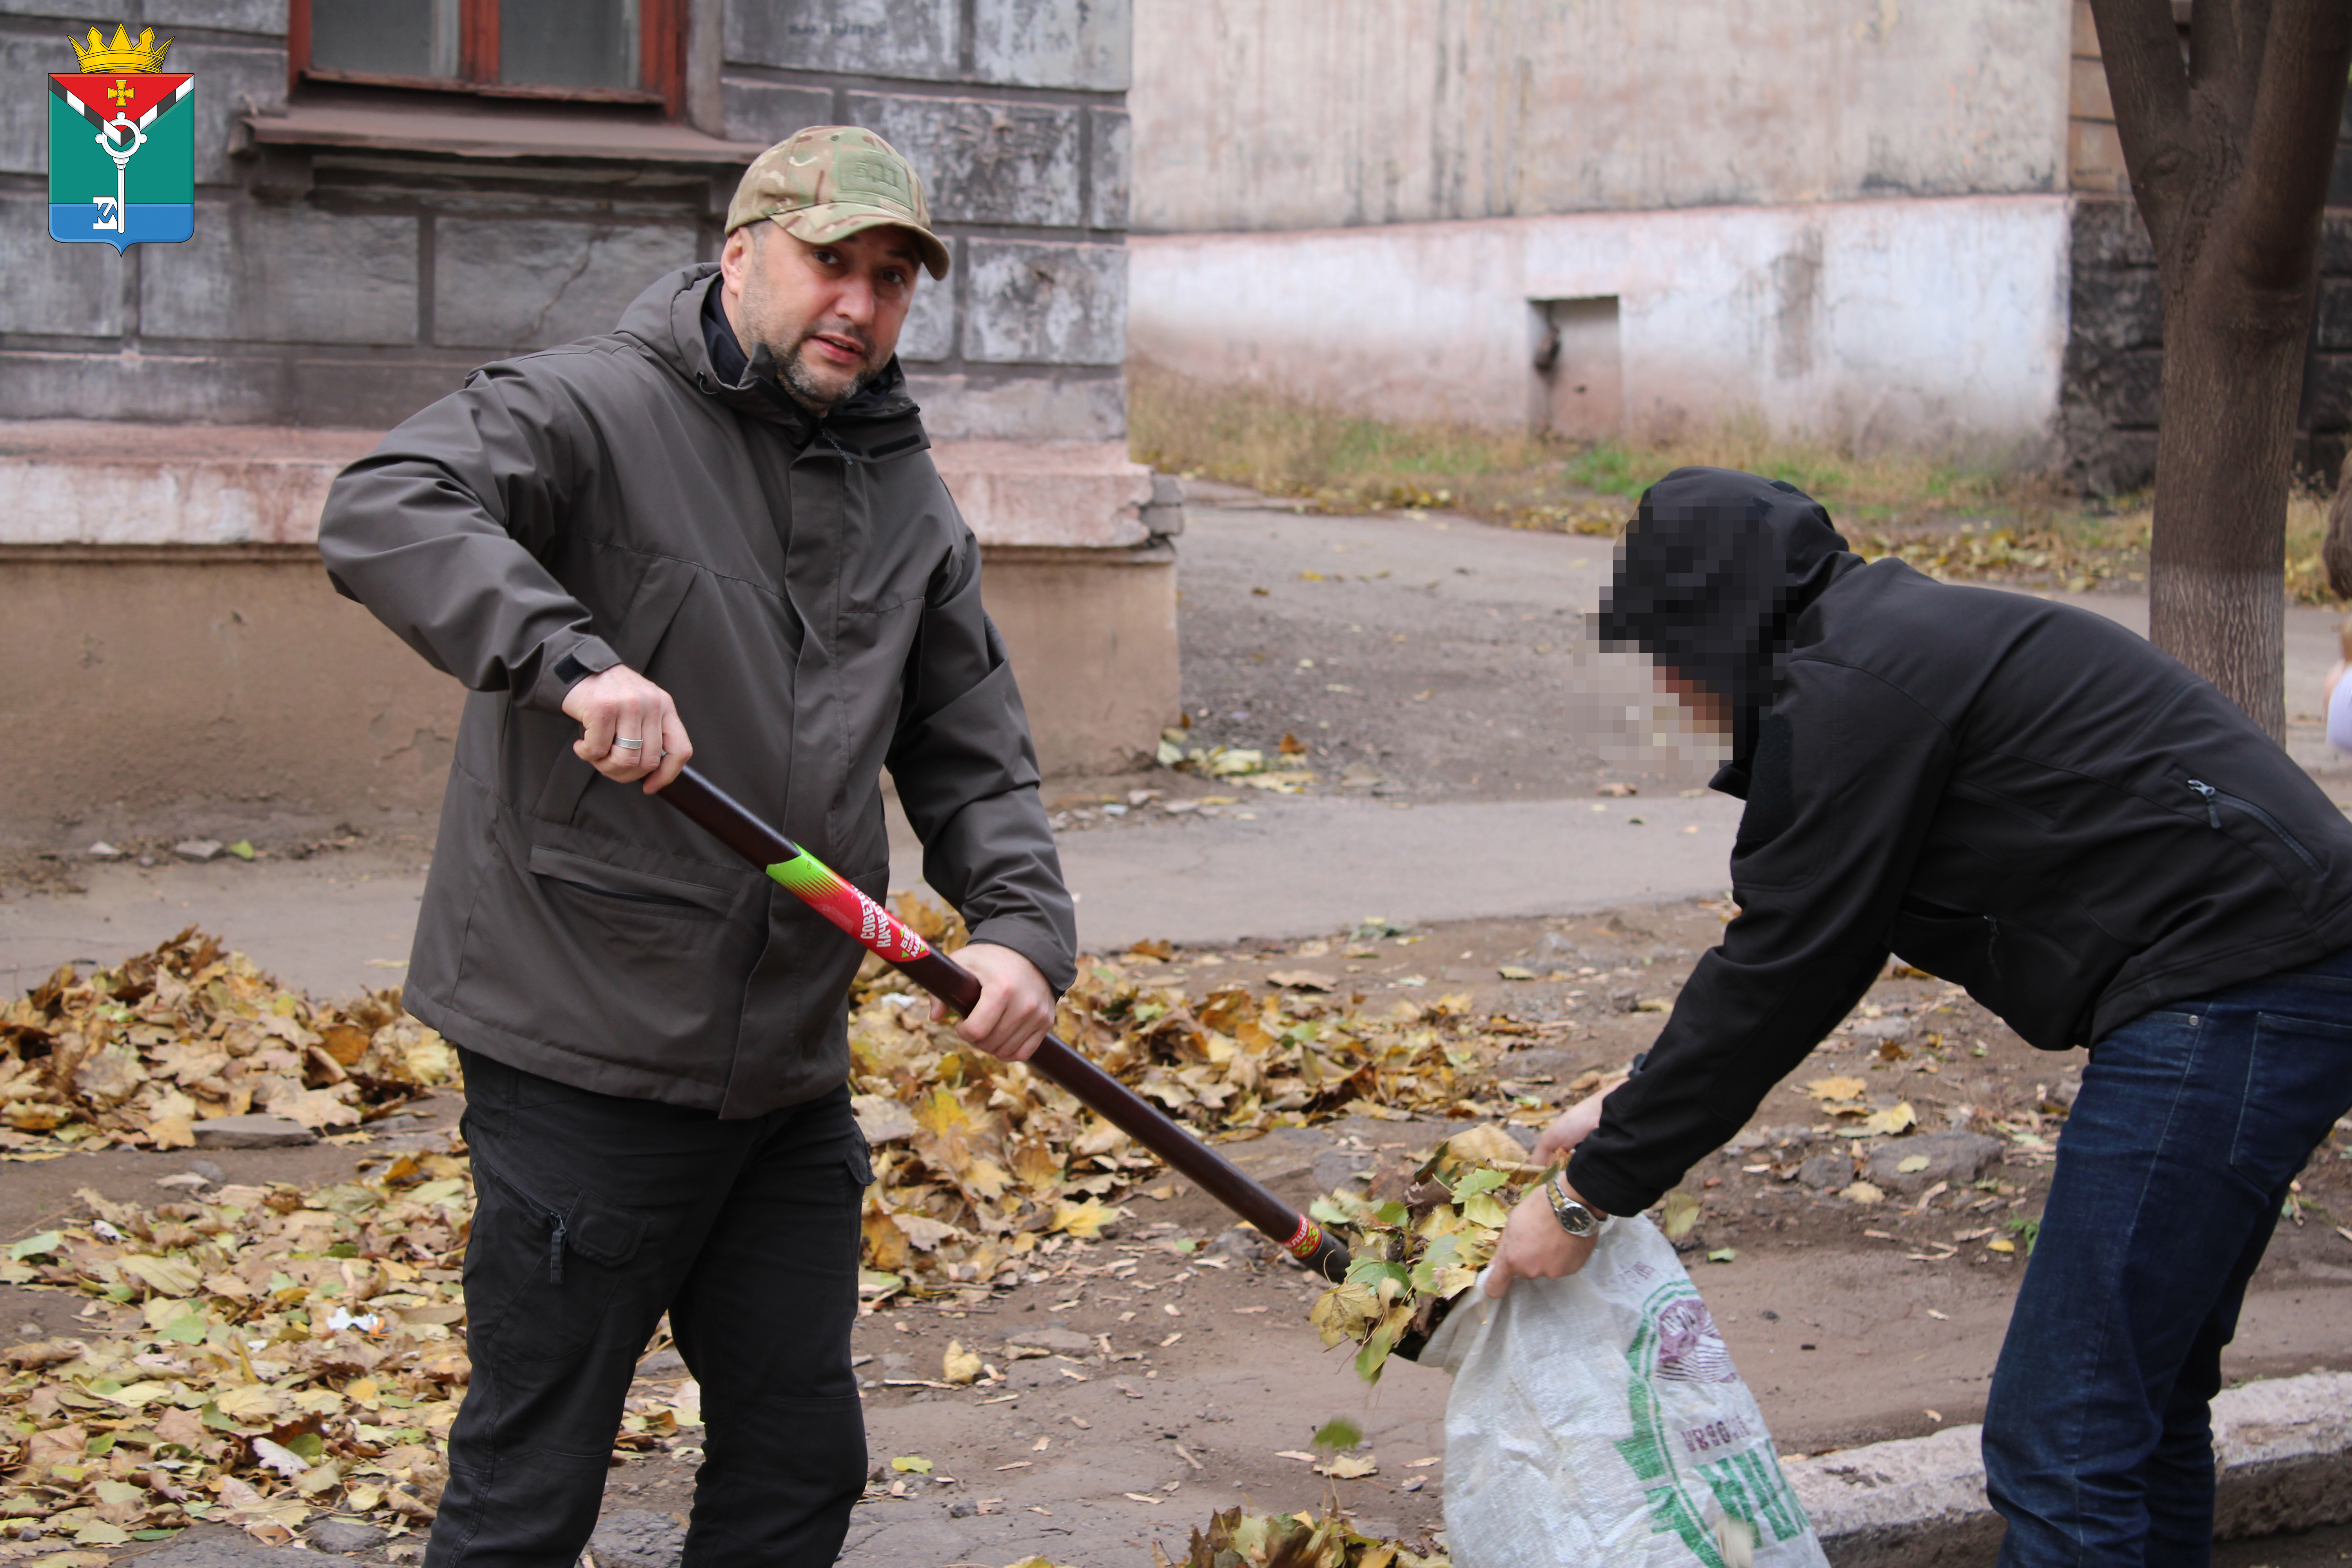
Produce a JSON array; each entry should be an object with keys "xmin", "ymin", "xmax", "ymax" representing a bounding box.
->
[{"xmin": 291, "ymin": 0, "xmax": 685, "ymax": 112}]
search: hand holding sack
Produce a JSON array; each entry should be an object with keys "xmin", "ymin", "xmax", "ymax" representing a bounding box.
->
[{"xmin": 1420, "ymin": 1216, "xmax": 1826, "ymax": 1568}]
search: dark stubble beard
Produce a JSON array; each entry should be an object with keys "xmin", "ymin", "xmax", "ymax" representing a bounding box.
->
[
  {"xmin": 737, "ymin": 253, "xmax": 875, "ymax": 412},
  {"xmin": 776, "ymin": 325, "xmax": 875, "ymax": 410}
]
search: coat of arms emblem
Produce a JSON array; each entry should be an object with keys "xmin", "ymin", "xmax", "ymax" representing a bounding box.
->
[{"xmin": 48, "ymin": 24, "xmax": 193, "ymax": 250}]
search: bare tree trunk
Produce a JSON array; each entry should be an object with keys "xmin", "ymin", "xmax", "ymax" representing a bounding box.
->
[
  {"xmin": 2147, "ymin": 250, "xmax": 2311, "ymax": 739},
  {"xmin": 2092, "ymin": 0, "xmax": 2352, "ymax": 743}
]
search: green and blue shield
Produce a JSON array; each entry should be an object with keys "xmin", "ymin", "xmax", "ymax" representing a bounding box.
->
[{"xmin": 48, "ymin": 70, "xmax": 194, "ymax": 250}]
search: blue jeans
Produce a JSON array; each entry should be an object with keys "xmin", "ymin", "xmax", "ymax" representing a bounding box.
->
[{"xmin": 1984, "ymin": 946, "xmax": 2352, "ymax": 1566}]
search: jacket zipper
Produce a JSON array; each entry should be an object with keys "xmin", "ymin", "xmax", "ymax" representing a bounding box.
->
[{"xmin": 2184, "ymin": 780, "xmax": 2321, "ymax": 872}]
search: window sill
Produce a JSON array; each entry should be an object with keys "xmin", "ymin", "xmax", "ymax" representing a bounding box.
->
[{"xmin": 238, "ymin": 100, "xmax": 764, "ymax": 166}]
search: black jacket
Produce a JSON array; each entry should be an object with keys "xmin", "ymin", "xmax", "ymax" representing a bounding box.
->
[{"xmin": 1567, "ymin": 468, "xmax": 2352, "ymax": 1217}]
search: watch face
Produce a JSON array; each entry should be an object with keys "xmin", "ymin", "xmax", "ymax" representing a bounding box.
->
[{"xmin": 1548, "ymin": 1185, "xmax": 1600, "ymax": 1236}]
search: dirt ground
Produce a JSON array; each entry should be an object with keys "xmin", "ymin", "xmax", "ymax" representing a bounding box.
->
[
  {"xmin": 8, "ymin": 896, "xmax": 2350, "ymax": 1566},
  {"xmin": 6, "ymin": 492, "xmax": 2352, "ymax": 1564}
]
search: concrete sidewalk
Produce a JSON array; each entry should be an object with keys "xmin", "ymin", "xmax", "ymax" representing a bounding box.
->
[
  {"xmin": 0, "ymin": 789, "xmax": 1744, "ymax": 996},
  {"xmin": 1040, "ymin": 789, "xmax": 1742, "ymax": 950}
]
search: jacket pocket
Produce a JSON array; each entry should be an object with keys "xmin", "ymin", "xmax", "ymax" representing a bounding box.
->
[
  {"xmin": 2182, "ymin": 779, "xmax": 2322, "ymax": 874},
  {"xmin": 528, "ymin": 844, "xmax": 733, "ymax": 919},
  {"xmin": 452, "ymin": 817, "xmax": 765, "ymax": 1090},
  {"xmin": 465, "ymin": 1152, "xmax": 647, "ymax": 1362},
  {"xmin": 1889, "ymin": 903, "xmax": 2099, "ymax": 1049}
]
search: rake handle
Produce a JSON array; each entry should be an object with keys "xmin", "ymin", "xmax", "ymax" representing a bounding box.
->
[{"xmin": 656, "ymin": 766, "xmax": 1352, "ymax": 1283}]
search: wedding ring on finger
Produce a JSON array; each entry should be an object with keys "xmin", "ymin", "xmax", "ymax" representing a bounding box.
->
[{"xmin": 613, "ymin": 737, "xmax": 645, "ymax": 751}]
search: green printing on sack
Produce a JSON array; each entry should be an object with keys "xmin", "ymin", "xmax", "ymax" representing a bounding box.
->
[
  {"xmin": 1699, "ymin": 1448, "xmax": 1810, "ymax": 1545},
  {"xmin": 1610, "ymin": 1275, "xmax": 1809, "ymax": 1563},
  {"xmin": 1639, "ymin": 1485, "xmax": 1729, "ymax": 1568}
]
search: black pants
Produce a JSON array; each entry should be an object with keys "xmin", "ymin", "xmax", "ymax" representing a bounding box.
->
[{"xmin": 425, "ymin": 1050, "xmax": 871, "ymax": 1568}]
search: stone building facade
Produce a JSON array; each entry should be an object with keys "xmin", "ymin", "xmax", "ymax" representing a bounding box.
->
[{"xmin": 0, "ymin": 0, "xmax": 1172, "ymax": 844}]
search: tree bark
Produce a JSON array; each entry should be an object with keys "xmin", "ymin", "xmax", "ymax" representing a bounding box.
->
[{"xmin": 2091, "ymin": 0, "xmax": 2352, "ymax": 742}]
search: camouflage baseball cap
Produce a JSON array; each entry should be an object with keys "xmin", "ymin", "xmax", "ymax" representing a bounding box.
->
[{"xmin": 726, "ymin": 126, "xmax": 951, "ymax": 281}]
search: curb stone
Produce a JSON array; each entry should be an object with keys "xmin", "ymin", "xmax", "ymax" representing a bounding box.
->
[{"xmin": 1785, "ymin": 1371, "xmax": 2352, "ymax": 1565}]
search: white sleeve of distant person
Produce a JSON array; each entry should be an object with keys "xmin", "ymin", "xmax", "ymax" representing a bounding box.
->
[{"xmin": 2332, "ymin": 664, "xmax": 2352, "ymax": 755}]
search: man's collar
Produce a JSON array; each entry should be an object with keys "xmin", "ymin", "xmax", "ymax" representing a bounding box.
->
[
  {"xmin": 700, "ymin": 281, "xmax": 825, "ymax": 428},
  {"xmin": 701, "ymin": 279, "xmax": 752, "ymax": 388}
]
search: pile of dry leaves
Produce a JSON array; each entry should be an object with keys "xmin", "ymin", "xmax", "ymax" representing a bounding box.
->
[
  {"xmin": 1155, "ymin": 1502, "xmax": 1451, "ymax": 1568},
  {"xmin": 0, "ymin": 913, "xmax": 1543, "ymax": 1549},
  {"xmin": 849, "ymin": 900, "xmax": 1533, "ymax": 1301},
  {"xmin": 0, "ymin": 1156, "xmax": 709, "ymax": 1554},
  {"xmin": 0, "ymin": 929, "xmax": 456, "ymax": 1154},
  {"xmin": 1304, "ymin": 1126, "xmax": 1540, "ymax": 1381}
]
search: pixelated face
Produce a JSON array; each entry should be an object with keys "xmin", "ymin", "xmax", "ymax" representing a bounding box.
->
[{"xmin": 1652, "ymin": 665, "xmax": 1731, "ymax": 736}]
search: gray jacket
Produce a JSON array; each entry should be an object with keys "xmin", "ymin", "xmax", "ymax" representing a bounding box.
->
[{"xmin": 318, "ymin": 264, "xmax": 1077, "ymax": 1116}]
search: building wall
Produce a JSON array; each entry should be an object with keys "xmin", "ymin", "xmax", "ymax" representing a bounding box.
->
[
  {"xmin": 2, "ymin": 0, "xmax": 1132, "ymax": 439},
  {"xmin": 1130, "ymin": 194, "xmax": 2073, "ymax": 455},
  {"xmin": 2064, "ymin": 197, "xmax": 2352, "ymax": 494},
  {"xmin": 721, "ymin": 0, "xmax": 1132, "ymax": 439},
  {"xmin": 0, "ymin": 1, "xmax": 1172, "ymax": 840},
  {"xmin": 0, "ymin": 542, "xmax": 1174, "ymax": 840},
  {"xmin": 1129, "ymin": 0, "xmax": 2072, "ymax": 234}
]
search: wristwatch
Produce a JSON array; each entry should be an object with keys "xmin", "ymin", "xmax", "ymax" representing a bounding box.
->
[{"xmin": 1545, "ymin": 1172, "xmax": 1602, "ymax": 1238}]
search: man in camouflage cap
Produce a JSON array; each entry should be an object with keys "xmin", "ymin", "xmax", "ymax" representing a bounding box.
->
[
  {"xmin": 320, "ymin": 127, "xmax": 1073, "ymax": 1567},
  {"xmin": 719, "ymin": 125, "xmax": 953, "ymax": 410}
]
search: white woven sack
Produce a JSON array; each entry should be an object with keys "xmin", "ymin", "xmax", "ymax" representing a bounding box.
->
[{"xmin": 1418, "ymin": 1216, "xmax": 1826, "ymax": 1568}]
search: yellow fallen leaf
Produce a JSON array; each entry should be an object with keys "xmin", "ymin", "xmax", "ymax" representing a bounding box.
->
[
  {"xmin": 116, "ymin": 1253, "xmax": 201, "ymax": 1298},
  {"xmin": 1896, "ymin": 1154, "xmax": 1933, "ymax": 1174},
  {"xmin": 1442, "ymin": 1124, "xmax": 1533, "ymax": 1170},
  {"xmin": 212, "ymin": 1383, "xmax": 283, "ymax": 1422},
  {"xmin": 1988, "ymin": 1238, "xmax": 2016, "ymax": 1254},
  {"xmin": 1658, "ymin": 1189, "xmax": 1702, "ymax": 1241},
  {"xmin": 1859, "ymin": 1102, "xmax": 1918, "ymax": 1138},
  {"xmin": 891, "ymin": 1455, "xmax": 934, "ymax": 1474},
  {"xmin": 1841, "ymin": 1181, "xmax": 1886, "ymax": 1206},
  {"xmin": 1317, "ymin": 1453, "xmax": 1379, "ymax": 1478},
  {"xmin": 891, "ymin": 1212, "xmax": 963, "ymax": 1252},
  {"xmin": 943, "ymin": 1340, "xmax": 982, "ymax": 1385},
  {"xmin": 1049, "ymin": 1200, "xmax": 1125, "ymax": 1241},
  {"xmin": 1804, "ymin": 1076, "xmax": 1867, "ymax": 1103}
]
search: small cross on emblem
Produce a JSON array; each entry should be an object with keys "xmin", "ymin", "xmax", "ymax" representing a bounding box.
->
[{"xmin": 107, "ymin": 79, "xmax": 132, "ymax": 107}]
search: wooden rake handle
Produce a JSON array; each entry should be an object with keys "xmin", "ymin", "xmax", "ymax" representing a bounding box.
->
[{"xmin": 655, "ymin": 766, "xmax": 1354, "ymax": 1283}]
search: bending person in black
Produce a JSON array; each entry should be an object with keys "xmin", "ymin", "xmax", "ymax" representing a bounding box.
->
[{"xmin": 1485, "ymin": 466, "xmax": 2352, "ymax": 1566}]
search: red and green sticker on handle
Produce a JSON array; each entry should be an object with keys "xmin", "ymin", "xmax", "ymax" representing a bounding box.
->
[{"xmin": 764, "ymin": 849, "xmax": 933, "ymax": 965}]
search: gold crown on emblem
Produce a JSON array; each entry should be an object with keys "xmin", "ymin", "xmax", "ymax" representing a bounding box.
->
[{"xmin": 66, "ymin": 23, "xmax": 172, "ymax": 74}]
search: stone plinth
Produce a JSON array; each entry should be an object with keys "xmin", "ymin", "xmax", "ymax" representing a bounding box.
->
[{"xmin": 0, "ymin": 423, "xmax": 1175, "ymax": 842}]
